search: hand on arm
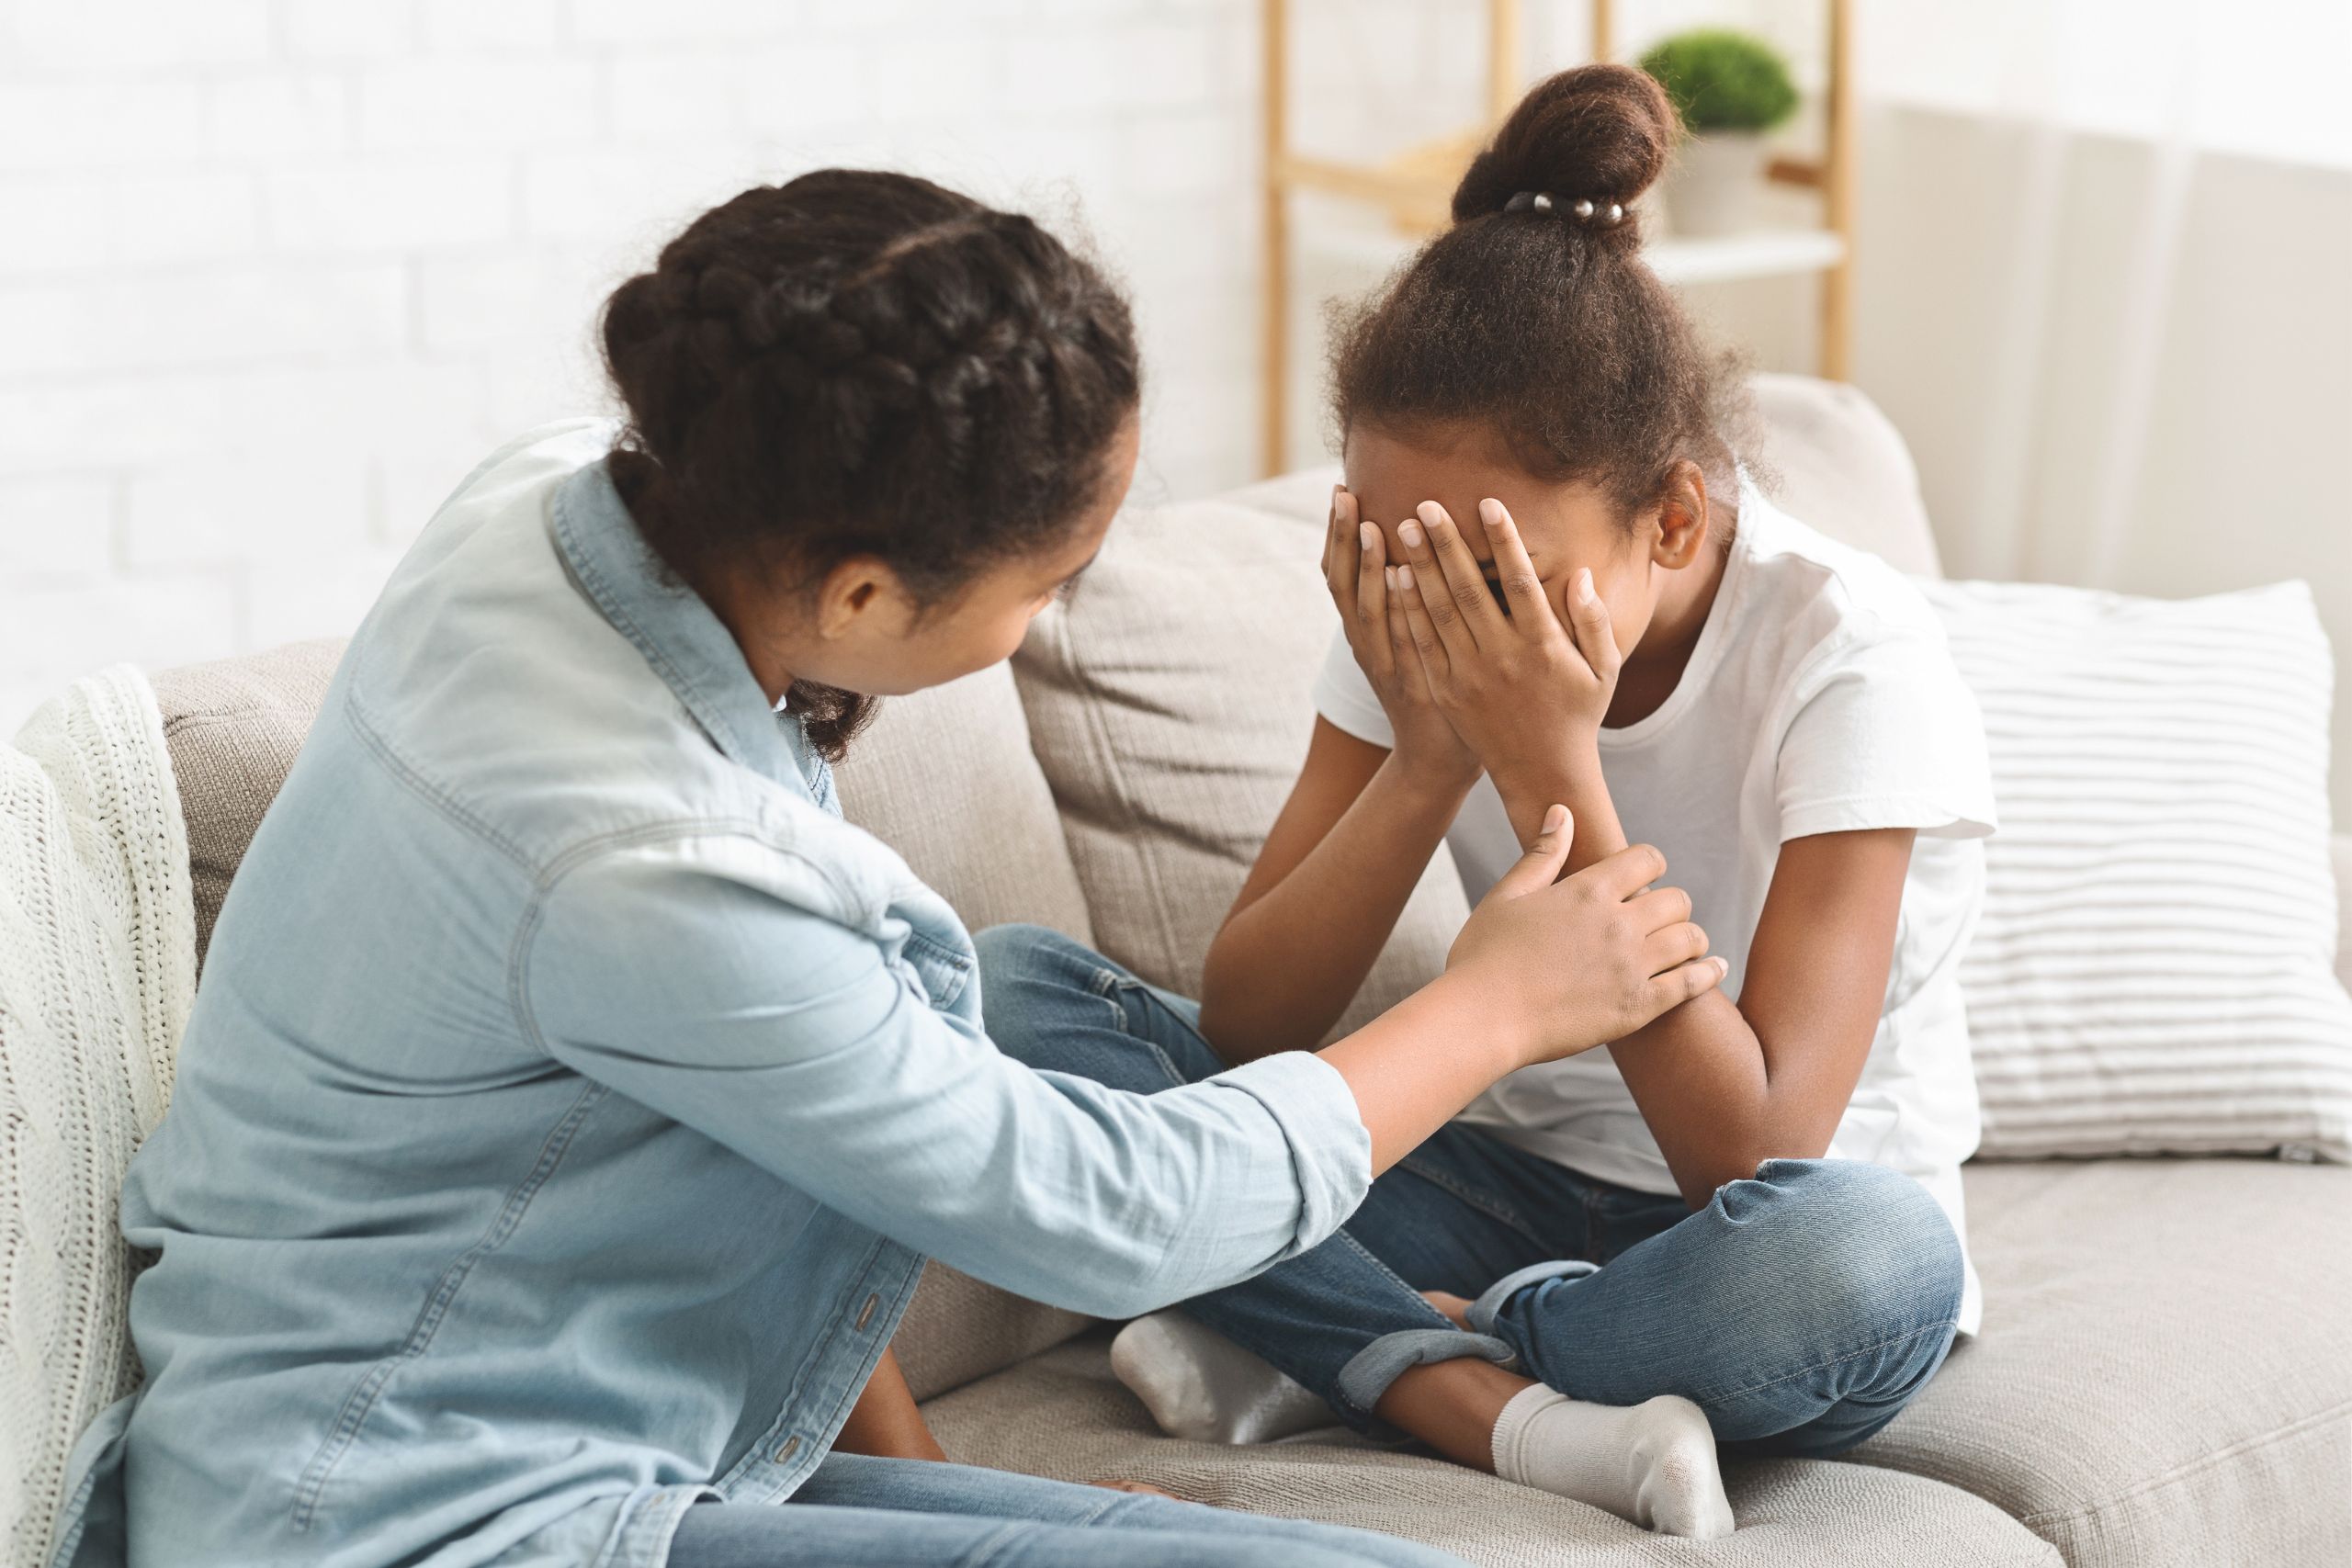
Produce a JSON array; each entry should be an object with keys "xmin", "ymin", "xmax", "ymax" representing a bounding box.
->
[{"xmin": 1319, "ymin": 804, "xmax": 1726, "ymax": 1170}]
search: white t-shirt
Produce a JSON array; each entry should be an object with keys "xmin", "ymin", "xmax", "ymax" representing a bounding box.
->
[{"xmin": 1312, "ymin": 484, "xmax": 1998, "ymax": 1332}]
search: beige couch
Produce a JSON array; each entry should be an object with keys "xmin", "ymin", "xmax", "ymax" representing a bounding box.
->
[{"xmin": 139, "ymin": 378, "xmax": 2351, "ymax": 1568}]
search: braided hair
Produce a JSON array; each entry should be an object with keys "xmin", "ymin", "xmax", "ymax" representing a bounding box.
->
[
  {"xmin": 602, "ymin": 170, "xmax": 1141, "ymax": 755},
  {"xmin": 1333, "ymin": 65, "xmax": 1750, "ymax": 525}
]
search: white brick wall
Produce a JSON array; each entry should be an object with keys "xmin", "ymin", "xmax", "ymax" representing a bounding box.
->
[
  {"xmin": 0, "ymin": 0, "xmax": 1342, "ymax": 732},
  {"xmin": 0, "ymin": 0, "xmax": 1669, "ymax": 735}
]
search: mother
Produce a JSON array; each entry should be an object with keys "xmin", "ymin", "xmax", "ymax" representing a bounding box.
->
[{"xmin": 50, "ymin": 172, "xmax": 1718, "ymax": 1568}]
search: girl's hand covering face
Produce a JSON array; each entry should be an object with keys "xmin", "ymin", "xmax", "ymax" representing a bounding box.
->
[
  {"xmin": 1323, "ymin": 485, "xmax": 1479, "ymax": 787},
  {"xmin": 1390, "ymin": 497, "xmax": 1621, "ymax": 782}
]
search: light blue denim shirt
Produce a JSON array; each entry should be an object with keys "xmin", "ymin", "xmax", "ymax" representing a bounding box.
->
[{"xmin": 49, "ymin": 421, "xmax": 1371, "ymax": 1568}]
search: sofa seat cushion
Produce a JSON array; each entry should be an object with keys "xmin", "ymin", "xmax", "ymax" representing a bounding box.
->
[
  {"xmin": 922, "ymin": 1337, "xmax": 2059, "ymax": 1567},
  {"xmin": 1856, "ymin": 1159, "xmax": 2352, "ymax": 1567}
]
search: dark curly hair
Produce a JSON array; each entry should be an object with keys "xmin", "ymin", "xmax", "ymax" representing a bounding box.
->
[
  {"xmin": 601, "ymin": 170, "xmax": 1141, "ymax": 756},
  {"xmin": 1334, "ymin": 65, "xmax": 1750, "ymax": 526}
]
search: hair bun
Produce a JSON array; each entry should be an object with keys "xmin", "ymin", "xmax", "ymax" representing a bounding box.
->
[{"xmin": 1451, "ymin": 63, "xmax": 1679, "ymax": 227}]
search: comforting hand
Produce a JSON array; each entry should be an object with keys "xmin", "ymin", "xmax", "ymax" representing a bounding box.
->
[
  {"xmin": 1389, "ymin": 498, "xmax": 1619, "ymax": 797},
  {"xmin": 1323, "ymin": 485, "xmax": 1478, "ymax": 788},
  {"xmin": 1446, "ymin": 804, "xmax": 1724, "ymax": 1064}
]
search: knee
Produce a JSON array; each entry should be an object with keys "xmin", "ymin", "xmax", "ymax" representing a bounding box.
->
[
  {"xmin": 972, "ymin": 923, "xmax": 1108, "ymax": 1061},
  {"xmin": 973, "ymin": 921, "xmax": 1122, "ymax": 1019},
  {"xmin": 974, "ymin": 921, "xmax": 1096, "ymax": 997},
  {"xmin": 1721, "ymin": 1160, "xmax": 1964, "ymax": 1339}
]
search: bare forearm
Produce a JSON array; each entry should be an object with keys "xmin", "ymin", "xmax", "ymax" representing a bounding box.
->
[
  {"xmin": 1490, "ymin": 751, "xmax": 1624, "ymax": 874},
  {"xmin": 1317, "ymin": 969, "xmax": 1531, "ymax": 1171},
  {"xmin": 1610, "ymin": 992, "xmax": 1798, "ymax": 1205},
  {"xmin": 1200, "ymin": 756, "xmax": 1471, "ymax": 1062}
]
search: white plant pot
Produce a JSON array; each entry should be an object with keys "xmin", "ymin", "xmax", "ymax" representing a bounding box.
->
[{"xmin": 1663, "ymin": 131, "xmax": 1769, "ymax": 239}]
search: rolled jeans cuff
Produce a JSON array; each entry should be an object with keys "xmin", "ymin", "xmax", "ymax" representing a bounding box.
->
[
  {"xmin": 1466, "ymin": 1259, "xmax": 1600, "ymax": 1336},
  {"xmin": 1333, "ymin": 1327, "xmax": 1518, "ymax": 1418}
]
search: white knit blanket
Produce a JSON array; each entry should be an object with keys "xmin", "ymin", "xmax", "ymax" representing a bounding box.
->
[{"xmin": 0, "ymin": 666, "xmax": 195, "ymax": 1568}]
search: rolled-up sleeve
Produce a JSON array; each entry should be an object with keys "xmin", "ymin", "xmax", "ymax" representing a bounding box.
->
[{"xmin": 517, "ymin": 829, "xmax": 1371, "ymax": 1319}]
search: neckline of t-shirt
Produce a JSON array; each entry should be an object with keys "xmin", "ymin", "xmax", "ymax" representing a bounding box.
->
[{"xmin": 1596, "ymin": 481, "xmax": 1763, "ymax": 752}]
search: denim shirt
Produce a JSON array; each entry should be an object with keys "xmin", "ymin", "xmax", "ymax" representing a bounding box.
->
[{"xmin": 48, "ymin": 421, "xmax": 1371, "ymax": 1568}]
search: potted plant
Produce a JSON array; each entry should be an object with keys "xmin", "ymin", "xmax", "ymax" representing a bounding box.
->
[{"xmin": 1637, "ymin": 28, "xmax": 1801, "ymax": 238}]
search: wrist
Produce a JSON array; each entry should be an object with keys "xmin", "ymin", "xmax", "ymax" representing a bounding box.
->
[
  {"xmin": 1419, "ymin": 967, "xmax": 1543, "ymax": 1076},
  {"xmin": 1384, "ymin": 748, "xmax": 1479, "ymax": 807},
  {"xmin": 1489, "ymin": 740, "xmax": 1600, "ymax": 815}
]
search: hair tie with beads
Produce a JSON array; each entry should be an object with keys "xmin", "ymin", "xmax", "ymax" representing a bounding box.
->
[{"xmin": 1502, "ymin": 190, "xmax": 1625, "ymax": 226}]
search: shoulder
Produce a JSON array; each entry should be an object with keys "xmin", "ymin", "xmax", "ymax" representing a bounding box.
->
[
  {"xmin": 1734, "ymin": 487, "xmax": 1949, "ymax": 660},
  {"xmin": 1715, "ymin": 491, "xmax": 1968, "ymax": 731},
  {"xmin": 331, "ymin": 424, "xmax": 785, "ymax": 874}
]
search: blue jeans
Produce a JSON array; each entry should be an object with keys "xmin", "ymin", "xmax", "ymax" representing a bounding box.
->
[
  {"xmin": 667, "ymin": 1452, "xmax": 1466, "ymax": 1567},
  {"xmin": 975, "ymin": 925, "xmax": 1965, "ymax": 1459}
]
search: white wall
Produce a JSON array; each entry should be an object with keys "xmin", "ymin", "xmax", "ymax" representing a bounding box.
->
[
  {"xmin": 1845, "ymin": 107, "xmax": 2352, "ymax": 821},
  {"xmin": 0, "ymin": 0, "xmax": 1280, "ymax": 730},
  {"xmin": 5, "ymin": 0, "xmax": 2346, "ymax": 827}
]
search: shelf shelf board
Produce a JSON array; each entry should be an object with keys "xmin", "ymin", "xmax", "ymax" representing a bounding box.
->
[
  {"xmin": 1648, "ymin": 227, "xmax": 1847, "ymax": 285},
  {"xmin": 1295, "ymin": 210, "xmax": 1847, "ymax": 288}
]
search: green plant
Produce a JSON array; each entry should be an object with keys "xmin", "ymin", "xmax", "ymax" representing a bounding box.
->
[{"xmin": 1637, "ymin": 28, "xmax": 1800, "ymax": 136}]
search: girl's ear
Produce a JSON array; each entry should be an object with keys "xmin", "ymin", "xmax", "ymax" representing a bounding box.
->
[
  {"xmin": 1650, "ymin": 459, "xmax": 1711, "ymax": 571},
  {"xmin": 813, "ymin": 556, "xmax": 916, "ymax": 641}
]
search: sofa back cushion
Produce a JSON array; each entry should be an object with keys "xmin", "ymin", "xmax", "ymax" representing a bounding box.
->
[
  {"xmin": 1749, "ymin": 372, "xmax": 1942, "ymax": 577},
  {"xmin": 150, "ymin": 640, "xmax": 344, "ymax": 968}
]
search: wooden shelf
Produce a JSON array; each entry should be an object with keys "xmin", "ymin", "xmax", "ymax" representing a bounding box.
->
[
  {"xmin": 1261, "ymin": 0, "xmax": 1857, "ymax": 474},
  {"xmin": 1296, "ymin": 209, "xmax": 1847, "ymax": 288},
  {"xmin": 1649, "ymin": 227, "xmax": 1847, "ymax": 285}
]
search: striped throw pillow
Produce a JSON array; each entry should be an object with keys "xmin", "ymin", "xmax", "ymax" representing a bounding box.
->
[{"xmin": 1924, "ymin": 578, "xmax": 2350, "ymax": 1160}]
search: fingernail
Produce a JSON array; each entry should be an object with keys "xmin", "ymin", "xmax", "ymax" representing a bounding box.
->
[
  {"xmin": 1416, "ymin": 501, "xmax": 1445, "ymax": 528},
  {"xmin": 1359, "ymin": 521, "xmax": 1377, "ymax": 551},
  {"xmin": 1398, "ymin": 519, "xmax": 1424, "ymax": 547},
  {"xmin": 1576, "ymin": 568, "xmax": 1595, "ymax": 603},
  {"xmin": 1713, "ymin": 957, "xmax": 1730, "ymax": 976},
  {"xmin": 1542, "ymin": 803, "xmax": 1566, "ymax": 833},
  {"xmin": 1396, "ymin": 564, "xmax": 1415, "ymax": 589},
  {"xmin": 1479, "ymin": 498, "xmax": 1507, "ymax": 529}
]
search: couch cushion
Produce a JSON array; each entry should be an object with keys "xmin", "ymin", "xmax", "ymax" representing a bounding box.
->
[
  {"xmin": 922, "ymin": 1337, "xmax": 2059, "ymax": 1567},
  {"xmin": 149, "ymin": 639, "xmax": 344, "ymax": 967},
  {"xmin": 1855, "ymin": 1158, "xmax": 2352, "ymax": 1567},
  {"xmin": 1749, "ymin": 374, "xmax": 1943, "ymax": 577},
  {"xmin": 2335, "ymin": 834, "xmax": 2352, "ymax": 990},
  {"xmin": 1012, "ymin": 464, "xmax": 1474, "ymax": 1041},
  {"xmin": 832, "ymin": 668, "xmax": 1095, "ymax": 949}
]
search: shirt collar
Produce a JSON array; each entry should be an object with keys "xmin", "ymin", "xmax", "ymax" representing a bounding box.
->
[{"xmin": 549, "ymin": 455, "xmax": 807, "ymax": 790}]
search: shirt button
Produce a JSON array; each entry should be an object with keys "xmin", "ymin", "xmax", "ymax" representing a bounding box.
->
[
  {"xmin": 855, "ymin": 1292, "xmax": 879, "ymax": 1331},
  {"xmin": 774, "ymin": 1436, "xmax": 800, "ymax": 1465}
]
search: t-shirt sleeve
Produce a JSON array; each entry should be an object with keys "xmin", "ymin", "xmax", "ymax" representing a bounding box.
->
[
  {"xmin": 1775, "ymin": 626, "xmax": 1998, "ymax": 843},
  {"xmin": 1309, "ymin": 625, "xmax": 1396, "ymax": 749}
]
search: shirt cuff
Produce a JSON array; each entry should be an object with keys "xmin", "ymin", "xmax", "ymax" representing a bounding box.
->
[
  {"xmin": 1212, "ymin": 1050, "xmax": 1374, "ymax": 1258},
  {"xmin": 1780, "ymin": 792, "xmax": 1997, "ymax": 843}
]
